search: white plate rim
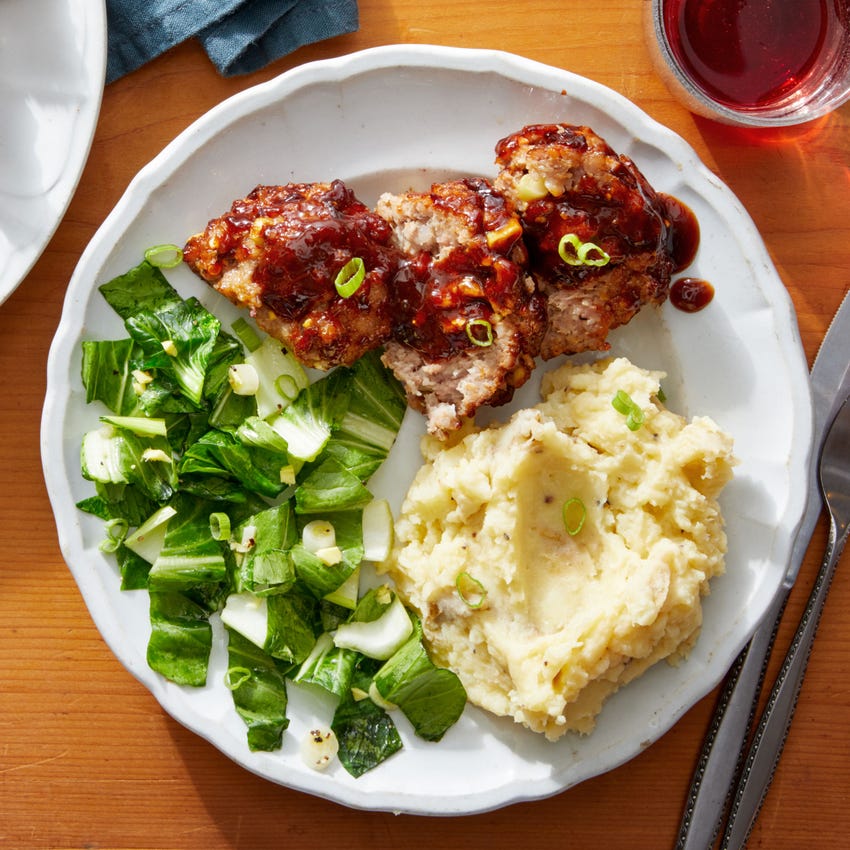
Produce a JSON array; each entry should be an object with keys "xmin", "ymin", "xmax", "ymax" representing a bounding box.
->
[{"xmin": 41, "ymin": 44, "xmax": 813, "ymax": 815}]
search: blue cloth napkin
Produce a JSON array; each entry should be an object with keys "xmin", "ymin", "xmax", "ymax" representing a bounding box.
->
[{"xmin": 105, "ymin": 0, "xmax": 359, "ymax": 83}]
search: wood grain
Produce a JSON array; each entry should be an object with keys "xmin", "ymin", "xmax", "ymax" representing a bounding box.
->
[{"xmin": 2, "ymin": 2, "xmax": 848, "ymax": 847}]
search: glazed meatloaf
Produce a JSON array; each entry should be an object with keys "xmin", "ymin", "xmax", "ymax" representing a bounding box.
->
[
  {"xmin": 494, "ymin": 124, "xmax": 674, "ymax": 359},
  {"xmin": 182, "ymin": 180, "xmax": 400, "ymax": 370},
  {"xmin": 376, "ymin": 177, "xmax": 546, "ymax": 439},
  {"xmin": 179, "ymin": 123, "xmax": 683, "ymax": 439}
]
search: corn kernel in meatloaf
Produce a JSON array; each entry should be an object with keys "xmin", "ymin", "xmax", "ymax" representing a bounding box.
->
[{"xmin": 380, "ymin": 357, "xmax": 736, "ymax": 739}]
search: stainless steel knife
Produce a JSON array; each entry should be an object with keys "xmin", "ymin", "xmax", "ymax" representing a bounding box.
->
[{"xmin": 675, "ymin": 287, "xmax": 850, "ymax": 850}]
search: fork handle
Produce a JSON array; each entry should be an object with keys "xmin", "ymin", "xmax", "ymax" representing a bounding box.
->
[
  {"xmin": 720, "ymin": 518, "xmax": 846, "ymax": 849},
  {"xmin": 674, "ymin": 589, "xmax": 786, "ymax": 850}
]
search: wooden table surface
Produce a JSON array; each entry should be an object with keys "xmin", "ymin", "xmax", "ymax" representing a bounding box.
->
[{"xmin": 3, "ymin": 2, "xmax": 849, "ymax": 847}]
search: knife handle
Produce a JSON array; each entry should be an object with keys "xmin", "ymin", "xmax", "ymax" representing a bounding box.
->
[
  {"xmin": 720, "ymin": 518, "xmax": 846, "ymax": 850},
  {"xmin": 674, "ymin": 590, "xmax": 786, "ymax": 850}
]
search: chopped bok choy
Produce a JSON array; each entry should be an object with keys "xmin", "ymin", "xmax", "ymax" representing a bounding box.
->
[{"xmin": 76, "ymin": 257, "xmax": 466, "ymax": 777}]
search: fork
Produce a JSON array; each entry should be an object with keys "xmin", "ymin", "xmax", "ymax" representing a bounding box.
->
[{"xmin": 719, "ymin": 393, "xmax": 850, "ymax": 848}]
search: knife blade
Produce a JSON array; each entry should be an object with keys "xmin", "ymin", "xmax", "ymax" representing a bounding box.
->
[{"xmin": 675, "ymin": 287, "xmax": 850, "ymax": 850}]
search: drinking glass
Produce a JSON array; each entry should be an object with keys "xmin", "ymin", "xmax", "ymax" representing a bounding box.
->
[{"xmin": 645, "ymin": 0, "xmax": 850, "ymax": 126}]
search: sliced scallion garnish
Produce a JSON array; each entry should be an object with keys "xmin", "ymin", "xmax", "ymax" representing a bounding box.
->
[
  {"xmin": 209, "ymin": 512, "xmax": 231, "ymax": 541},
  {"xmin": 334, "ymin": 257, "xmax": 366, "ymax": 297},
  {"xmin": 224, "ymin": 666, "xmax": 252, "ymax": 690},
  {"xmin": 99, "ymin": 518, "xmax": 129, "ymax": 553},
  {"xmin": 558, "ymin": 233, "xmax": 610, "ymax": 267},
  {"xmin": 144, "ymin": 243, "xmax": 184, "ymax": 269},
  {"xmin": 456, "ymin": 571, "xmax": 487, "ymax": 608},
  {"xmin": 275, "ymin": 373, "xmax": 300, "ymax": 402},
  {"xmin": 612, "ymin": 389, "xmax": 645, "ymax": 431},
  {"xmin": 562, "ymin": 498, "xmax": 587, "ymax": 536},
  {"xmin": 465, "ymin": 318, "xmax": 494, "ymax": 347}
]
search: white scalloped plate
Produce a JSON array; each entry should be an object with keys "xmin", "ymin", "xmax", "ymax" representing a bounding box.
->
[
  {"xmin": 0, "ymin": 0, "xmax": 106, "ymax": 305},
  {"xmin": 41, "ymin": 46, "xmax": 811, "ymax": 816}
]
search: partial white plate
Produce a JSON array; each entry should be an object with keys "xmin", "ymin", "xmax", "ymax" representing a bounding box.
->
[
  {"xmin": 0, "ymin": 0, "xmax": 106, "ymax": 305},
  {"xmin": 41, "ymin": 46, "xmax": 812, "ymax": 815}
]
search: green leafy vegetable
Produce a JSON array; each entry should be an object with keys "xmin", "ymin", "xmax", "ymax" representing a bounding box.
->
[
  {"xmin": 332, "ymin": 664, "xmax": 403, "ymax": 777},
  {"xmin": 291, "ymin": 510, "xmax": 364, "ymax": 602},
  {"xmin": 146, "ymin": 590, "xmax": 213, "ymax": 686},
  {"xmin": 293, "ymin": 632, "xmax": 358, "ymax": 699},
  {"xmin": 204, "ymin": 331, "xmax": 257, "ymax": 429},
  {"xmin": 81, "ymin": 338, "xmax": 140, "ymax": 416},
  {"xmin": 116, "ymin": 544, "xmax": 152, "ymax": 591},
  {"xmin": 334, "ymin": 587, "xmax": 413, "ymax": 660},
  {"xmin": 271, "ymin": 367, "xmax": 352, "ymax": 461},
  {"xmin": 147, "ymin": 495, "xmax": 227, "ymax": 592},
  {"xmin": 124, "ymin": 298, "xmax": 220, "ymax": 408},
  {"xmin": 318, "ymin": 350, "xmax": 406, "ymax": 480},
  {"xmin": 294, "ymin": 458, "xmax": 373, "ymax": 514},
  {"xmin": 224, "ymin": 627, "xmax": 292, "ymax": 751},
  {"xmin": 244, "ymin": 336, "xmax": 308, "ymax": 419},
  {"xmin": 232, "ymin": 503, "xmax": 298, "ymax": 596},
  {"xmin": 76, "ymin": 481, "xmax": 158, "ymax": 528},
  {"xmin": 124, "ymin": 504, "xmax": 177, "ymax": 563},
  {"xmin": 373, "ymin": 631, "xmax": 467, "ymax": 741},
  {"xmin": 78, "ymin": 256, "xmax": 465, "ymax": 775},
  {"xmin": 264, "ymin": 592, "xmax": 318, "ymax": 665},
  {"xmin": 98, "ymin": 260, "xmax": 182, "ymax": 318},
  {"xmin": 81, "ymin": 423, "xmax": 176, "ymax": 502},
  {"xmin": 100, "ymin": 261, "xmax": 221, "ymax": 407},
  {"xmin": 178, "ymin": 430, "xmax": 288, "ymax": 499}
]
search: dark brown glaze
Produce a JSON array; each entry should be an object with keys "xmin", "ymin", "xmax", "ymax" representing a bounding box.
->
[
  {"xmin": 659, "ymin": 193, "xmax": 700, "ymax": 273},
  {"xmin": 183, "ymin": 181, "xmax": 401, "ymax": 369},
  {"xmin": 670, "ymin": 277, "xmax": 715, "ymax": 312},
  {"xmin": 389, "ymin": 178, "xmax": 540, "ymax": 362}
]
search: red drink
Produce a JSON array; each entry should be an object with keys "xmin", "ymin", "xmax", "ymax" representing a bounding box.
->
[{"xmin": 656, "ymin": 0, "xmax": 850, "ymax": 119}]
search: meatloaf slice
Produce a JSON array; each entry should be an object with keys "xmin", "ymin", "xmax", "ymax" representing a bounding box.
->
[
  {"xmin": 494, "ymin": 124, "xmax": 674, "ymax": 359},
  {"xmin": 182, "ymin": 180, "xmax": 400, "ymax": 370},
  {"xmin": 376, "ymin": 177, "xmax": 545, "ymax": 439}
]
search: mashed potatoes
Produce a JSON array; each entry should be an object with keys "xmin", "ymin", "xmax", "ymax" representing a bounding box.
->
[{"xmin": 380, "ymin": 357, "xmax": 736, "ymax": 740}]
